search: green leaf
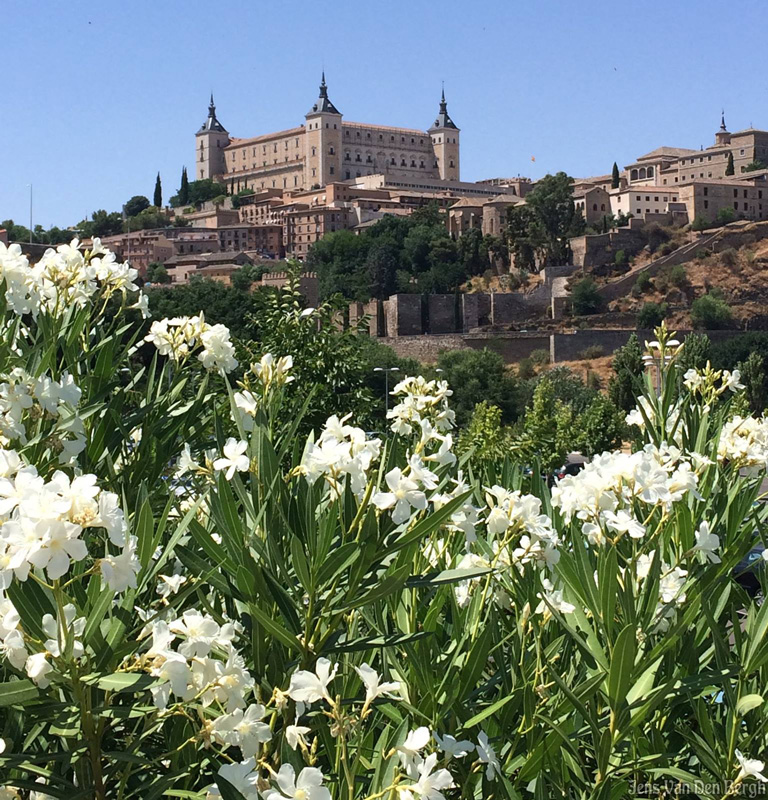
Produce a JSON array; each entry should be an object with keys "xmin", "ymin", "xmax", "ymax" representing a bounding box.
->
[
  {"xmin": 248, "ymin": 603, "xmax": 303, "ymax": 654},
  {"xmin": 327, "ymin": 632, "xmax": 432, "ymax": 652},
  {"xmin": 736, "ymin": 693, "xmax": 764, "ymax": 716},
  {"xmin": 340, "ymin": 564, "xmax": 411, "ymax": 611},
  {"xmin": 464, "ymin": 694, "xmax": 513, "ymax": 727},
  {"xmin": 0, "ymin": 679, "xmax": 39, "ymax": 706},
  {"xmin": 215, "ymin": 775, "xmax": 249, "ymax": 800},
  {"xmin": 405, "ymin": 567, "xmax": 491, "ymax": 587},
  {"xmin": 82, "ymin": 672, "xmax": 162, "ymax": 692},
  {"xmin": 607, "ymin": 624, "xmax": 636, "ymax": 712}
]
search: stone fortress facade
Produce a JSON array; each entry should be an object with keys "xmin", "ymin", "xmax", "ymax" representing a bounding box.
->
[{"xmin": 196, "ymin": 76, "xmax": 461, "ymax": 194}]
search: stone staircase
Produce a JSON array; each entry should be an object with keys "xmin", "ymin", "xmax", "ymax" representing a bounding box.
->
[{"xmin": 597, "ymin": 228, "xmax": 723, "ymax": 303}]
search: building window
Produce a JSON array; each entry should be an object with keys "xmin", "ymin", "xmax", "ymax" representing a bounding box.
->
[
  {"xmin": 329, "ymin": 166, "xmax": 334, "ymax": 175},
  {"xmin": 734, "ymin": 189, "xmax": 738, "ymax": 197},
  {"xmin": 345, "ymin": 152, "xmax": 350, "ymax": 160},
  {"xmin": 311, "ymin": 147, "xmax": 316, "ymax": 156},
  {"xmin": 734, "ymin": 202, "xmax": 739, "ymax": 210},
  {"xmin": 345, "ymin": 170, "xmax": 350, "ymax": 179},
  {"xmin": 449, "ymin": 160, "xmax": 455, "ymax": 167},
  {"xmin": 704, "ymin": 200, "xmax": 709, "ymax": 209},
  {"xmin": 329, "ymin": 146, "xmax": 334, "ymax": 154}
]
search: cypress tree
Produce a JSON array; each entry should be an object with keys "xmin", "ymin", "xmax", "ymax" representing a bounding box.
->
[
  {"xmin": 726, "ymin": 152, "xmax": 735, "ymax": 176},
  {"xmin": 179, "ymin": 167, "xmax": 190, "ymax": 205},
  {"xmin": 611, "ymin": 161, "xmax": 620, "ymax": 189},
  {"xmin": 153, "ymin": 172, "xmax": 162, "ymax": 208}
]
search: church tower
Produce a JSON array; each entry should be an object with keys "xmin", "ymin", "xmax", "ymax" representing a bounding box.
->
[
  {"xmin": 304, "ymin": 73, "xmax": 343, "ymax": 188},
  {"xmin": 429, "ymin": 88, "xmax": 460, "ymax": 181},
  {"xmin": 195, "ymin": 95, "xmax": 229, "ymax": 181},
  {"xmin": 715, "ymin": 111, "xmax": 731, "ymax": 147}
]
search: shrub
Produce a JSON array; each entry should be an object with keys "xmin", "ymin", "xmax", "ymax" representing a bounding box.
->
[
  {"xmin": 608, "ymin": 333, "xmax": 645, "ymax": 412},
  {"xmin": 517, "ymin": 357, "xmax": 536, "ymax": 379},
  {"xmin": 719, "ymin": 247, "xmax": 739, "ymax": 268},
  {"xmin": 717, "ymin": 206, "xmax": 737, "ymax": 225},
  {"xmin": 637, "ymin": 301, "xmax": 668, "ymax": 329},
  {"xmin": 644, "ymin": 222, "xmax": 670, "ymax": 253},
  {"xmin": 579, "ymin": 344, "xmax": 605, "ymax": 360},
  {"xmin": 691, "ymin": 290, "xmax": 734, "ymax": 329},
  {"xmin": 530, "ymin": 348, "xmax": 550, "ymax": 367},
  {"xmin": 571, "ymin": 277, "xmax": 603, "ymax": 316},
  {"xmin": 634, "ymin": 271, "xmax": 652, "ymax": 294},
  {"xmin": 614, "ymin": 249, "xmax": 628, "ymax": 267},
  {"xmin": 691, "ymin": 215, "xmax": 711, "ymax": 232}
]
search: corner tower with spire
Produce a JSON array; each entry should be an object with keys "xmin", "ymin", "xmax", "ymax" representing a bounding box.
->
[
  {"xmin": 195, "ymin": 94, "xmax": 230, "ymax": 180},
  {"xmin": 715, "ymin": 110, "xmax": 731, "ymax": 146},
  {"xmin": 304, "ymin": 73, "xmax": 343, "ymax": 188},
  {"xmin": 429, "ymin": 86, "xmax": 460, "ymax": 181}
]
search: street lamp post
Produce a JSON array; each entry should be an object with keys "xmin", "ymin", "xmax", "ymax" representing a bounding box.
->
[{"xmin": 373, "ymin": 367, "xmax": 400, "ymax": 413}]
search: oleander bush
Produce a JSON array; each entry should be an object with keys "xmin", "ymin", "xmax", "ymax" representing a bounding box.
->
[{"xmin": 0, "ymin": 240, "xmax": 767, "ymax": 799}]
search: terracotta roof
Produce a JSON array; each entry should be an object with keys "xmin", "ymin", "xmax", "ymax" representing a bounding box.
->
[
  {"xmin": 635, "ymin": 146, "xmax": 699, "ymax": 161},
  {"xmin": 344, "ymin": 121, "xmax": 428, "ymax": 136}
]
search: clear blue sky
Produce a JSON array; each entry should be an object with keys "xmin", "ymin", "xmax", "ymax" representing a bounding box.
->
[{"xmin": 3, "ymin": 0, "xmax": 767, "ymax": 229}]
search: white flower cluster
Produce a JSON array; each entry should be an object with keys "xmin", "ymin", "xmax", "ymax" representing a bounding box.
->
[
  {"xmin": 301, "ymin": 414, "xmax": 382, "ymax": 498},
  {"xmin": 388, "ymin": 376, "xmax": 455, "ymax": 437},
  {"xmin": 432, "ymin": 471, "xmax": 480, "ymax": 544},
  {"xmin": 145, "ymin": 314, "xmax": 237, "ymax": 374},
  {"xmin": 0, "ymin": 239, "xmax": 146, "ymax": 318},
  {"xmin": 0, "ymin": 452, "xmax": 134, "ymax": 682},
  {"xmin": 718, "ymin": 415, "xmax": 768, "ymax": 474},
  {"xmin": 551, "ymin": 444, "xmax": 704, "ymax": 537},
  {"xmin": 233, "ymin": 354, "xmax": 294, "ymax": 433},
  {"xmin": 625, "ymin": 396, "xmax": 684, "ymax": 440},
  {"xmin": 684, "ymin": 366, "xmax": 744, "ymax": 395},
  {"xmin": 0, "ymin": 367, "xmax": 85, "ymax": 463},
  {"xmin": 0, "ymin": 453, "xmax": 129, "ymax": 585}
]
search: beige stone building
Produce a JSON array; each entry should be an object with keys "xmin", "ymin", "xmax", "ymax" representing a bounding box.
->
[
  {"xmin": 195, "ymin": 78, "xmax": 461, "ymax": 193},
  {"xmin": 625, "ymin": 115, "xmax": 768, "ymax": 188}
]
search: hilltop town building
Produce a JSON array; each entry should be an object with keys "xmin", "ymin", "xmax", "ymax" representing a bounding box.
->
[{"xmin": 195, "ymin": 77, "xmax": 461, "ymax": 193}]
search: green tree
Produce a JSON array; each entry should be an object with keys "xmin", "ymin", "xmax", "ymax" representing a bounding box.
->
[
  {"xmin": 178, "ymin": 166, "xmax": 190, "ymax": 205},
  {"xmin": 571, "ymin": 277, "xmax": 603, "ymax": 316},
  {"xmin": 608, "ymin": 333, "xmax": 645, "ymax": 413},
  {"xmin": 690, "ymin": 290, "xmax": 733, "ymax": 329},
  {"xmin": 744, "ymin": 159, "xmax": 768, "ymax": 173},
  {"xmin": 153, "ymin": 173, "xmax": 162, "ymax": 208},
  {"xmin": 145, "ymin": 263, "xmax": 171, "ymax": 284},
  {"xmin": 716, "ymin": 206, "xmax": 737, "ymax": 225},
  {"xmin": 80, "ymin": 209, "xmax": 124, "ymax": 238},
  {"xmin": 522, "ymin": 172, "xmax": 585, "ymax": 266},
  {"xmin": 574, "ymin": 393, "xmax": 625, "ymax": 456},
  {"xmin": 124, "ymin": 195, "xmax": 150, "ymax": 218},
  {"xmin": 505, "ymin": 205, "xmax": 538, "ymax": 272},
  {"xmin": 637, "ymin": 301, "xmax": 668, "ymax": 328},
  {"xmin": 691, "ymin": 215, "xmax": 711, "ymax": 232},
  {"xmin": 725, "ymin": 151, "xmax": 735, "ymax": 176},
  {"xmin": 611, "ymin": 162, "xmax": 620, "ymax": 189},
  {"xmin": 457, "ymin": 227, "xmax": 489, "ymax": 277},
  {"xmin": 125, "ymin": 207, "xmax": 170, "ymax": 232},
  {"xmin": 456, "ymin": 401, "xmax": 511, "ymax": 466},
  {"xmin": 513, "ymin": 376, "xmax": 574, "ymax": 471},
  {"xmin": 738, "ymin": 350, "xmax": 768, "ymax": 414},
  {"xmin": 230, "ymin": 263, "xmax": 265, "ymax": 292},
  {"xmin": 435, "ymin": 348, "xmax": 519, "ymax": 425}
]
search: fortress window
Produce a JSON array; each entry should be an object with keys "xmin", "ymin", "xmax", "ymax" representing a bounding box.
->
[
  {"xmin": 330, "ymin": 166, "xmax": 335, "ymax": 175},
  {"xmin": 312, "ymin": 147, "xmax": 316, "ymax": 156},
  {"xmin": 345, "ymin": 152, "xmax": 350, "ymax": 160},
  {"xmin": 274, "ymin": 144, "xmax": 278, "ymax": 152},
  {"xmin": 367, "ymin": 155, "xmax": 372, "ymax": 163},
  {"xmin": 356, "ymin": 131, "xmax": 361, "ymax": 137},
  {"xmin": 296, "ymin": 139, "xmax": 299, "ymax": 146},
  {"xmin": 410, "ymin": 160, "xmax": 416, "ymax": 167},
  {"xmin": 345, "ymin": 171, "xmax": 350, "ymax": 179},
  {"xmin": 734, "ymin": 202, "xmax": 739, "ymax": 210},
  {"xmin": 391, "ymin": 158, "xmax": 396, "ymax": 165},
  {"xmin": 391, "ymin": 135, "xmax": 395, "ymax": 142},
  {"xmin": 420, "ymin": 161, "xmax": 424, "ymax": 168},
  {"xmin": 401, "ymin": 160, "xmax": 406, "ymax": 166},
  {"xmin": 356, "ymin": 171, "xmax": 361, "ymax": 177},
  {"xmin": 450, "ymin": 160, "xmax": 455, "ymax": 167},
  {"xmin": 325, "ymin": 123, "xmax": 328, "ymax": 128},
  {"xmin": 411, "ymin": 137, "xmax": 414, "ymax": 143},
  {"xmin": 420, "ymin": 139, "xmax": 423, "ymax": 145},
  {"xmin": 367, "ymin": 132, "xmax": 371, "ymax": 139},
  {"xmin": 379, "ymin": 134, "xmax": 383, "ymax": 141},
  {"xmin": 346, "ymin": 130, "xmax": 350, "ymax": 136},
  {"xmin": 592, "ymin": 204, "xmax": 597, "ymax": 211},
  {"xmin": 356, "ymin": 154, "xmax": 361, "ymax": 162},
  {"xmin": 329, "ymin": 146, "xmax": 335, "ymax": 154}
]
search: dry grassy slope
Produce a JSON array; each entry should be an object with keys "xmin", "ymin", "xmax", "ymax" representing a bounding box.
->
[{"xmin": 608, "ymin": 238, "xmax": 768, "ymax": 329}]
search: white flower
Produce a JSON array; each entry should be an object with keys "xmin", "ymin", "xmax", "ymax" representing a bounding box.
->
[
  {"xmin": 692, "ymin": 521, "xmax": 721, "ymax": 564},
  {"xmin": 476, "ymin": 730, "xmax": 500, "ymax": 780},
  {"xmin": 211, "ymin": 704, "xmax": 272, "ymax": 758},
  {"xmin": 41, "ymin": 604, "xmax": 85, "ymax": 659},
  {"xmin": 130, "ymin": 293, "xmax": 150, "ymax": 319},
  {"xmin": 175, "ymin": 444, "xmax": 200, "ymax": 478},
  {"xmin": 397, "ymin": 726, "xmax": 431, "ymax": 778},
  {"xmin": 372, "ymin": 467, "xmax": 428, "ymax": 524},
  {"xmin": 25, "ymin": 652, "xmax": 53, "ymax": 688},
  {"xmin": 287, "ymin": 657, "xmax": 338, "ymax": 705},
  {"xmin": 213, "ymin": 438, "xmax": 250, "ymax": 480},
  {"xmin": 169, "ymin": 610, "xmax": 233, "ymax": 658},
  {"xmin": 209, "ymin": 757, "xmax": 260, "ymax": 800},
  {"xmin": 101, "ymin": 535, "xmax": 140, "ymax": 592},
  {"xmin": 263, "ymin": 764, "xmax": 331, "ymax": 800},
  {"xmin": 285, "ymin": 722, "xmax": 311, "ymax": 750},
  {"xmin": 536, "ymin": 578, "xmax": 575, "ymax": 618},
  {"xmin": 603, "ymin": 509, "xmax": 646, "ymax": 540},
  {"xmin": 354, "ymin": 662, "xmax": 401, "ymax": 708},
  {"xmin": 157, "ymin": 573, "xmax": 187, "ymax": 598},
  {"xmin": 736, "ymin": 749, "xmax": 768, "ymax": 782},
  {"xmin": 723, "ymin": 369, "xmax": 745, "ymax": 392},
  {"xmin": 404, "ymin": 752, "xmax": 455, "ymax": 799},
  {"xmin": 149, "ymin": 651, "xmax": 193, "ymax": 709},
  {"xmin": 199, "ymin": 324, "xmax": 238, "ymax": 374},
  {"xmin": 434, "ymin": 732, "xmax": 474, "ymax": 759}
]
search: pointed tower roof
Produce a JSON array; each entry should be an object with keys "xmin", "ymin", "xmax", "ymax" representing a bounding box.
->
[
  {"xmin": 307, "ymin": 72, "xmax": 341, "ymax": 115},
  {"xmin": 199, "ymin": 94, "xmax": 227, "ymax": 133},
  {"xmin": 719, "ymin": 110, "xmax": 728, "ymax": 132},
  {"xmin": 429, "ymin": 86, "xmax": 458, "ymax": 131}
]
